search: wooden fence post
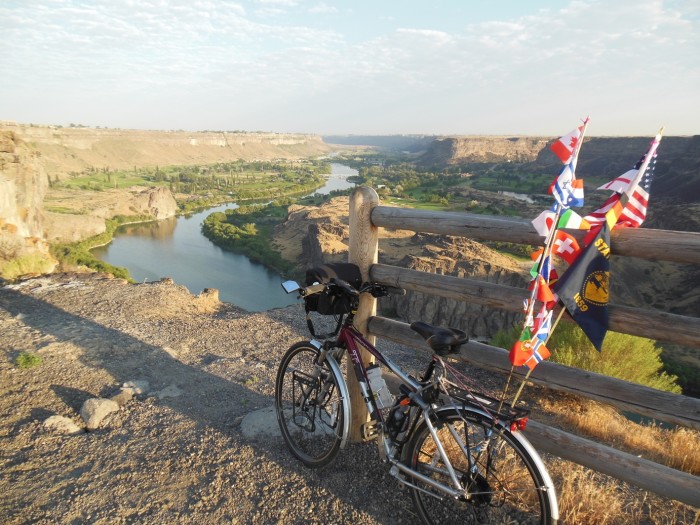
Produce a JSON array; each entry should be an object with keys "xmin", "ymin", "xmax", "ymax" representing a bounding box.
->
[{"xmin": 348, "ymin": 186, "xmax": 379, "ymax": 442}]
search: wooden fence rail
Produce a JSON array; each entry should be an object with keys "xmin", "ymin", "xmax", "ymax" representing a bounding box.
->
[{"xmin": 348, "ymin": 187, "xmax": 700, "ymax": 508}]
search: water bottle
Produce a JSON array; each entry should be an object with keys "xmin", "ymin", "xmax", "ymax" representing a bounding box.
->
[{"xmin": 366, "ymin": 364, "xmax": 394, "ymax": 409}]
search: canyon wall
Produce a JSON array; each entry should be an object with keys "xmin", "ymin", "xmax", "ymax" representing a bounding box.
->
[
  {"xmin": 0, "ymin": 131, "xmax": 56, "ymax": 278},
  {"xmin": 1, "ymin": 123, "xmax": 332, "ymax": 178},
  {"xmin": 420, "ymin": 136, "xmax": 550, "ymax": 165},
  {"xmin": 273, "ymin": 197, "xmax": 528, "ymax": 339}
]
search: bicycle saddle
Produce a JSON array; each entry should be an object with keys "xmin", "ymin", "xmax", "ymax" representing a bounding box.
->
[{"xmin": 410, "ymin": 321, "xmax": 468, "ymax": 356}]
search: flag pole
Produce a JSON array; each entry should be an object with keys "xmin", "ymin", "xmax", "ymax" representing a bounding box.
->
[
  {"xmin": 508, "ymin": 307, "xmax": 566, "ymax": 408},
  {"xmin": 499, "ymin": 118, "xmax": 589, "ymax": 410},
  {"xmin": 503, "ymin": 117, "xmax": 589, "ymax": 410},
  {"xmin": 618, "ymin": 128, "xmax": 664, "ymax": 210}
]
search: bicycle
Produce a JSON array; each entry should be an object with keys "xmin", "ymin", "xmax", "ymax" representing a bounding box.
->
[{"xmin": 276, "ymin": 263, "xmax": 559, "ymax": 524}]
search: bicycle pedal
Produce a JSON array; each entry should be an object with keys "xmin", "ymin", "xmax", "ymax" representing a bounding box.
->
[{"xmin": 361, "ymin": 421, "xmax": 379, "ymax": 441}]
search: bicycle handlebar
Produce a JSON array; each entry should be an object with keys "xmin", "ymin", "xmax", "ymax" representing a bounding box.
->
[{"xmin": 296, "ymin": 279, "xmax": 405, "ymax": 299}]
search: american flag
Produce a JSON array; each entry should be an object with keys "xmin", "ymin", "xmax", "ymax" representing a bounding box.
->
[{"xmin": 585, "ymin": 152, "xmax": 657, "ymax": 228}]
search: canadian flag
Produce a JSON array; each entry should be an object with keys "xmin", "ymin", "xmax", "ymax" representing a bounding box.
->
[{"xmin": 551, "ymin": 125, "xmax": 584, "ymax": 164}]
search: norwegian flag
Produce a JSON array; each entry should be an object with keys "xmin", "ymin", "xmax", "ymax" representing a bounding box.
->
[
  {"xmin": 585, "ymin": 152, "xmax": 657, "ymax": 229},
  {"xmin": 523, "ymin": 338, "xmax": 551, "ymax": 370}
]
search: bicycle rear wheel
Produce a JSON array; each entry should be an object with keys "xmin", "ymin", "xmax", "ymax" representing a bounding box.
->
[
  {"xmin": 275, "ymin": 342, "xmax": 345, "ymax": 467},
  {"xmin": 402, "ymin": 408, "xmax": 556, "ymax": 525}
]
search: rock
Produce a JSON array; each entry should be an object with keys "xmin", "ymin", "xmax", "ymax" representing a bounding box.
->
[
  {"xmin": 0, "ymin": 131, "xmax": 56, "ymax": 279},
  {"xmin": 122, "ymin": 380, "xmax": 150, "ymax": 395},
  {"xmin": 43, "ymin": 415, "xmax": 85, "ymax": 435},
  {"xmin": 240, "ymin": 406, "xmax": 281, "ymax": 440},
  {"xmin": 110, "ymin": 388, "xmax": 134, "ymax": 407},
  {"xmin": 80, "ymin": 398, "xmax": 120, "ymax": 430},
  {"xmin": 156, "ymin": 384, "xmax": 183, "ymax": 399}
]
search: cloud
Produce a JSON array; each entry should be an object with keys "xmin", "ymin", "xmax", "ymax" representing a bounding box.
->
[{"xmin": 0, "ymin": 0, "xmax": 698, "ymax": 134}]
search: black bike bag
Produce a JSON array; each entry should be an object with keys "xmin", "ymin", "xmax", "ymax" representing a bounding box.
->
[{"xmin": 304, "ymin": 263, "xmax": 362, "ymax": 315}]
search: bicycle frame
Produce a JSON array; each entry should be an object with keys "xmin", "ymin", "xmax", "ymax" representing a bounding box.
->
[
  {"xmin": 336, "ymin": 321, "xmax": 421, "ymax": 423},
  {"xmin": 281, "ymin": 280, "xmax": 558, "ymax": 519},
  {"xmin": 320, "ymin": 318, "xmax": 474, "ymax": 499}
]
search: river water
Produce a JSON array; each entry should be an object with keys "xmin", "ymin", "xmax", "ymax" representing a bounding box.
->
[{"xmin": 92, "ymin": 163, "xmax": 357, "ymax": 311}]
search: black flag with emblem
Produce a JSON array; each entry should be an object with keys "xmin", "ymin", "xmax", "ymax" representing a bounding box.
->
[{"xmin": 552, "ymin": 222, "xmax": 611, "ymax": 351}]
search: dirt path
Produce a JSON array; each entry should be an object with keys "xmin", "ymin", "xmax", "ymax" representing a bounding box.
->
[{"xmin": 0, "ymin": 272, "xmax": 431, "ymax": 524}]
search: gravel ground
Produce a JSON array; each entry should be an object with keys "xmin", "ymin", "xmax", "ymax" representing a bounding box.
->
[{"xmin": 0, "ymin": 272, "xmax": 453, "ymax": 525}]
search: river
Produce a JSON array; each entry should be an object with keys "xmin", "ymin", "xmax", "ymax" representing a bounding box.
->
[{"xmin": 92, "ymin": 163, "xmax": 357, "ymax": 311}]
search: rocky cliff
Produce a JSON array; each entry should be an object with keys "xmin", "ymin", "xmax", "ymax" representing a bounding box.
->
[
  {"xmin": 0, "ymin": 129, "xmax": 181, "ymax": 269},
  {"xmin": 42, "ymin": 185, "xmax": 178, "ymax": 244},
  {"xmin": 2, "ymin": 123, "xmax": 332, "ymax": 178},
  {"xmin": 0, "ymin": 131, "xmax": 56, "ymax": 279},
  {"xmin": 419, "ymin": 136, "xmax": 551, "ymax": 165},
  {"xmin": 272, "ymin": 197, "xmax": 529, "ymax": 339}
]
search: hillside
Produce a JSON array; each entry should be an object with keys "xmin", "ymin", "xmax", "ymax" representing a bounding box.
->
[{"xmin": 1, "ymin": 123, "xmax": 333, "ymax": 178}]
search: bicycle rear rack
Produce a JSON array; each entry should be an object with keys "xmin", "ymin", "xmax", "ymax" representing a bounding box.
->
[{"xmin": 443, "ymin": 382, "xmax": 530, "ymax": 423}]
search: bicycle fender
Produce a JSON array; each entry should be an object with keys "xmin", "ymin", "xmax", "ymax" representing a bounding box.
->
[
  {"xmin": 433, "ymin": 406, "xmax": 559, "ymax": 523},
  {"xmin": 325, "ymin": 354, "xmax": 351, "ymax": 450},
  {"xmin": 505, "ymin": 423, "xmax": 559, "ymax": 522}
]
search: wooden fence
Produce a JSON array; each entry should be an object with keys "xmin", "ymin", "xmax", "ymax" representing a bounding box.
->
[{"xmin": 347, "ymin": 186, "xmax": 700, "ymax": 507}]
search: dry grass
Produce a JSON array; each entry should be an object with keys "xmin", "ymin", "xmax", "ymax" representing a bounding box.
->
[
  {"xmin": 527, "ymin": 391, "xmax": 700, "ymax": 523},
  {"xmin": 536, "ymin": 394, "xmax": 700, "ymax": 475},
  {"xmin": 549, "ymin": 459, "xmax": 700, "ymax": 525}
]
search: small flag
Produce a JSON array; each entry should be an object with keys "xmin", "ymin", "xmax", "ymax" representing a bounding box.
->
[
  {"xmin": 549, "ymin": 164, "xmax": 574, "ymax": 207},
  {"xmin": 552, "ymin": 223, "xmax": 611, "ymax": 351},
  {"xmin": 523, "ymin": 338, "xmax": 551, "ymax": 370},
  {"xmin": 568, "ymin": 179, "xmax": 584, "ymax": 207},
  {"xmin": 558, "ymin": 209, "xmax": 591, "ymax": 230},
  {"xmin": 532, "ymin": 208, "xmax": 556, "ymax": 237},
  {"xmin": 529, "ymin": 275, "xmax": 555, "ymax": 303},
  {"xmin": 534, "ymin": 307, "xmax": 553, "ymax": 341},
  {"xmin": 551, "ymin": 125, "xmax": 584, "ymax": 164},
  {"xmin": 529, "ymin": 253, "xmax": 559, "ymax": 283},
  {"xmin": 585, "ymin": 152, "xmax": 657, "ymax": 230},
  {"xmin": 549, "ymin": 164, "xmax": 585, "ymax": 209},
  {"xmin": 552, "ymin": 230, "xmax": 581, "ymax": 264},
  {"xmin": 509, "ymin": 328, "xmax": 533, "ymax": 366}
]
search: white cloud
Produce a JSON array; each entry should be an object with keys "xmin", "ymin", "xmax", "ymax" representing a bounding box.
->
[{"xmin": 0, "ymin": 0, "xmax": 697, "ymax": 134}]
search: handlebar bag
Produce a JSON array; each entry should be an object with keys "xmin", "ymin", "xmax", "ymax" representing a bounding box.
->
[{"xmin": 304, "ymin": 263, "xmax": 362, "ymax": 315}]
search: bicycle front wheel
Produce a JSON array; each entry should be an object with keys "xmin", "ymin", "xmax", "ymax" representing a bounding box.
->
[
  {"xmin": 403, "ymin": 408, "xmax": 556, "ymax": 525},
  {"xmin": 275, "ymin": 342, "xmax": 345, "ymax": 468}
]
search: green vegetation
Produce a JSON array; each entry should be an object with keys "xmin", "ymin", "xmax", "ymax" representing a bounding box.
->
[
  {"xmin": 659, "ymin": 347, "xmax": 700, "ymax": 397},
  {"xmin": 50, "ymin": 215, "xmax": 151, "ymax": 281},
  {"xmin": 54, "ymin": 160, "xmax": 331, "ymax": 213},
  {"xmin": 334, "ymin": 154, "xmax": 530, "ymax": 216},
  {"xmin": 1, "ymin": 253, "xmax": 56, "ymax": 280},
  {"xmin": 15, "ymin": 351, "xmax": 42, "ymax": 369},
  {"xmin": 491, "ymin": 323, "xmax": 681, "ymax": 394},
  {"xmin": 202, "ymin": 201, "xmax": 296, "ymax": 276}
]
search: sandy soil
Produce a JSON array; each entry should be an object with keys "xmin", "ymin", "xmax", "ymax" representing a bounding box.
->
[{"xmin": 0, "ymin": 272, "xmax": 436, "ymax": 524}]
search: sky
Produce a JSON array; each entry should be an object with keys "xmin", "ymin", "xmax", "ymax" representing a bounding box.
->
[{"xmin": 1, "ymin": 0, "xmax": 699, "ymax": 136}]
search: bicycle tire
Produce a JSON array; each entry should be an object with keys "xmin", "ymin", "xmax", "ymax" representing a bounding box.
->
[
  {"xmin": 275, "ymin": 342, "xmax": 345, "ymax": 467},
  {"xmin": 402, "ymin": 407, "xmax": 556, "ymax": 525}
]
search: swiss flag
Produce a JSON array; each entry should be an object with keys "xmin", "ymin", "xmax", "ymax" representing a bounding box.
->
[{"xmin": 552, "ymin": 231, "xmax": 581, "ymax": 264}]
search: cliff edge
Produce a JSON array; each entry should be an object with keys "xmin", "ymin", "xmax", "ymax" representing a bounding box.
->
[{"xmin": 0, "ymin": 131, "xmax": 56, "ymax": 279}]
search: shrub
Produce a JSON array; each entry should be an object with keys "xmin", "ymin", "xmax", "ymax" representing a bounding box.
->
[
  {"xmin": 0, "ymin": 253, "xmax": 56, "ymax": 280},
  {"xmin": 15, "ymin": 352, "xmax": 42, "ymax": 369},
  {"xmin": 491, "ymin": 323, "xmax": 681, "ymax": 393}
]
